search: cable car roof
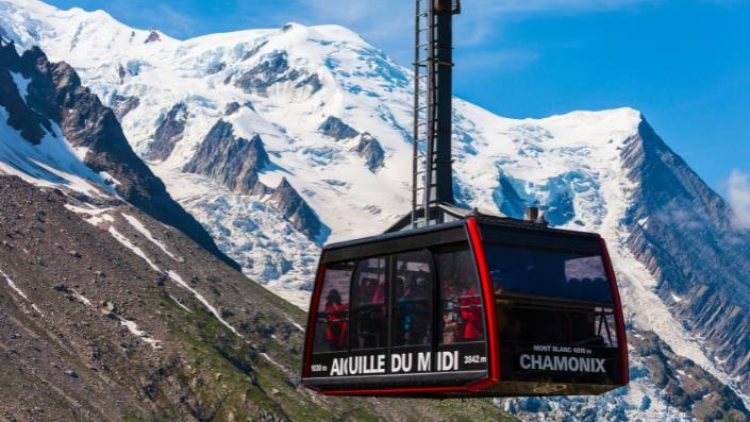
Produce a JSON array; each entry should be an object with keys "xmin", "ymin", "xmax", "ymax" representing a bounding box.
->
[{"xmin": 323, "ymin": 203, "xmax": 601, "ymax": 252}]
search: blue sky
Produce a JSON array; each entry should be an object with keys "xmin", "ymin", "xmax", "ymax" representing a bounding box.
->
[{"xmin": 46, "ymin": 0, "xmax": 750, "ymax": 196}]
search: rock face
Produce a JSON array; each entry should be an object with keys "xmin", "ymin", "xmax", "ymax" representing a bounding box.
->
[
  {"xmin": 234, "ymin": 50, "xmax": 301, "ymax": 95},
  {"xmin": 295, "ymin": 73, "xmax": 322, "ymax": 94},
  {"xmin": 224, "ymin": 101, "xmax": 254, "ymax": 116},
  {"xmin": 0, "ymin": 43, "xmax": 238, "ymax": 271},
  {"xmin": 144, "ymin": 29, "xmax": 161, "ymax": 44},
  {"xmin": 629, "ymin": 331, "xmax": 748, "ymax": 421},
  {"xmin": 146, "ymin": 102, "xmax": 188, "ymax": 161},
  {"xmin": 0, "ymin": 43, "xmax": 51, "ymax": 144},
  {"xmin": 183, "ymin": 119, "xmax": 270, "ymax": 196},
  {"xmin": 0, "ymin": 176, "xmax": 514, "ymax": 422},
  {"xmin": 206, "ymin": 61, "xmax": 226, "ymax": 75},
  {"xmin": 352, "ymin": 132, "xmax": 385, "ymax": 172},
  {"xmin": 270, "ymin": 178, "xmax": 329, "ymax": 242},
  {"xmin": 622, "ymin": 119, "xmax": 750, "ymax": 392},
  {"xmin": 224, "ymin": 101, "xmax": 241, "ymax": 115},
  {"xmin": 111, "ymin": 94, "xmax": 139, "ymax": 120},
  {"xmin": 319, "ymin": 115, "xmax": 359, "ymax": 140},
  {"xmin": 183, "ymin": 119, "xmax": 328, "ymax": 242},
  {"xmin": 116, "ymin": 63, "xmax": 127, "ymax": 84}
]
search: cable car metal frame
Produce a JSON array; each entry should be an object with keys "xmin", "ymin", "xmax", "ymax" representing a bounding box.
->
[{"xmin": 302, "ymin": 207, "xmax": 628, "ymax": 397}]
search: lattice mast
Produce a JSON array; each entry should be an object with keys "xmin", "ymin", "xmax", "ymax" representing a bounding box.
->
[{"xmin": 411, "ymin": 0, "xmax": 461, "ymax": 228}]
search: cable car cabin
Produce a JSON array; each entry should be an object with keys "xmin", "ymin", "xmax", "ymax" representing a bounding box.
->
[{"xmin": 302, "ymin": 213, "xmax": 628, "ymax": 397}]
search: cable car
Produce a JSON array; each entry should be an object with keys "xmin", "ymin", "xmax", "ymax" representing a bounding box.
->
[
  {"xmin": 301, "ymin": 0, "xmax": 628, "ymax": 397},
  {"xmin": 301, "ymin": 206, "xmax": 627, "ymax": 397}
]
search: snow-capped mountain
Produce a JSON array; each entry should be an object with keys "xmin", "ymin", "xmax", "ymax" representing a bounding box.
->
[{"xmin": 1, "ymin": 0, "xmax": 749, "ymax": 420}]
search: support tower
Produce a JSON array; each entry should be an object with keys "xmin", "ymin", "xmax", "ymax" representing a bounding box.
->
[{"xmin": 411, "ymin": 0, "xmax": 461, "ymax": 228}]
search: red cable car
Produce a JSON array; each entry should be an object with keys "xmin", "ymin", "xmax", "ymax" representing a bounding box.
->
[
  {"xmin": 302, "ymin": 207, "xmax": 628, "ymax": 397},
  {"xmin": 302, "ymin": 0, "xmax": 628, "ymax": 397}
]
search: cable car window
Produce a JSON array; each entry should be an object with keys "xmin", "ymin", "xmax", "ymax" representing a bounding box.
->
[
  {"xmin": 436, "ymin": 247, "xmax": 484, "ymax": 344},
  {"xmin": 313, "ymin": 261, "xmax": 353, "ymax": 354},
  {"xmin": 594, "ymin": 306, "xmax": 619, "ymax": 348},
  {"xmin": 351, "ymin": 257, "xmax": 387, "ymax": 350},
  {"xmin": 496, "ymin": 302, "xmax": 620, "ymax": 346},
  {"xmin": 486, "ymin": 245, "xmax": 613, "ymax": 304},
  {"xmin": 392, "ymin": 251, "xmax": 433, "ymax": 347}
]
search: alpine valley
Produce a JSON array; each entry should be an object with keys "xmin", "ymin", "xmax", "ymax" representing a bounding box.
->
[{"xmin": 0, "ymin": 0, "xmax": 748, "ymax": 420}]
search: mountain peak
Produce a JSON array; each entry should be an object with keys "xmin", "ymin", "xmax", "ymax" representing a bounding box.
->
[
  {"xmin": 307, "ymin": 23, "xmax": 369, "ymax": 43},
  {"xmin": 0, "ymin": 0, "xmax": 178, "ymax": 58},
  {"xmin": 281, "ymin": 22, "xmax": 303, "ymax": 32}
]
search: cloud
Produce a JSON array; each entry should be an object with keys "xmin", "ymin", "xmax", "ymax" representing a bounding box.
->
[
  {"xmin": 155, "ymin": 4, "xmax": 196, "ymax": 37},
  {"xmin": 300, "ymin": 0, "xmax": 412, "ymax": 50},
  {"xmin": 468, "ymin": 0, "xmax": 658, "ymax": 14},
  {"xmin": 456, "ymin": 49, "xmax": 540, "ymax": 72},
  {"xmin": 297, "ymin": 0, "xmax": 656, "ymax": 35},
  {"xmin": 301, "ymin": 0, "xmax": 656, "ymax": 22},
  {"xmin": 727, "ymin": 169, "xmax": 750, "ymax": 230},
  {"xmin": 653, "ymin": 201, "xmax": 707, "ymax": 231},
  {"xmin": 100, "ymin": 1, "xmax": 199, "ymax": 39},
  {"xmin": 290, "ymin": 0, "xmax": 656, "ymax": 63}
]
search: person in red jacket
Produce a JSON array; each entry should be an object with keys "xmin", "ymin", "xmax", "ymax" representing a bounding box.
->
[
  {"xmin": 324, "ymin": 289, "xmax": 348, "ymax": 350},
  {"xmin": 459, "ymin": 286, "xmax": 483, "ymax": 340}
]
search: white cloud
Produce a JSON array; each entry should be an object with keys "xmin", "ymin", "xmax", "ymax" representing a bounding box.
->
[
  {"xmin": 299, "ymin": 0, "xmax": 656, "ymax": 35},
  {"xmin": 103, "ymin": 1, "xmax": 199, "ymax": 39},
  {"xmin": 468, "ymin": 0, "xmax": 658, "ymax": 14},
  {"xmin": 727, "ymin": 169, "xmax": 750, "ymax": 230},
  {"xmin": 302, "ymin": 0, "xmax": 656, "ymax": 22},
  {"xmin": 155, "ymin": 4, "xmax": 196, "ymax": 36},
  {"xmin": 456, "ymin": 49, "xmax": 541, "ymax": 72},
  {"xmin": 293, "ymin": 0, "xmax": 656, "ymax": 64}
]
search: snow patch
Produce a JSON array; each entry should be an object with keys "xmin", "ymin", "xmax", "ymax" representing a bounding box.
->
[
  {"xmin": 10, "ymin": 72, "xmax": 31, "ymax": 104},
  {"xmin": 64, "ymin": 203, "xmax": 116, "ymax": 216},
  {"xmin": 107, "ymin": 226, "xmax": 161, "ymax": 272},
  {"xmin": 86, "ymin": 213, "xmax": 115, "ymax": 226},
  {"xmin": 64, "ymin": 204, "xmax": 117, "ymax": 226},
  {"xmin": 121, "ymin": 213, "xmax": 182, "ymax": 261},
  {"xmin": 98, "ymin": 171, "xmax": 122, "ymax": 187},
  {"xmin": 167, "ymin": 271, "xmax": 243, "ymax": 338},
  {"xmin": 70, "ymin": 289, "xmax": 92, "ymax": 307},
  {"xmin": 168, "ymin": 293, "xmax": 192, "ymax": 313},
  {"xmin": 260, "ymin": 352, "xmax": 285, "ymax": 371},
  {"xmin": 118, "ymin": 317, "xmax": 161, "ymax": 349},
  {"xmin": 0, "ymin": 267, "xmax": 44, "ymax": 315}
]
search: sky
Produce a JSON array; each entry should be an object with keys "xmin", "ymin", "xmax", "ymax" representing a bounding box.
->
[{"xmin": 45, "ymin": 0, "xmax": 750, "ymax": 200}]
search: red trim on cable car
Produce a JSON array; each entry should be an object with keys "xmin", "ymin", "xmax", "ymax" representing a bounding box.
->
[
  {"xmin": 302, "ymin": 258, "xmax": 327, "ymax": 379},
  {"xmin": 467, "ymin": 217, "xmax": 501, "ymax": 387},
  {"xmin": 324, "ymin": 384, "xmax": 474, "ymax": 396},
  {"xmin": 598, "ymin": 237, "xmax": 629, "ymax": 386}
]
